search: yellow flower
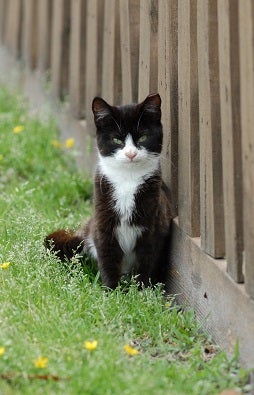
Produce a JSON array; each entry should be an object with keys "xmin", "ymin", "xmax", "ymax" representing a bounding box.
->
[
  {"xmin": 0, "ymin": 154, "xmax": 3, "ymax": 161},
  {"xmin": 0, "ymin": 262, "xmax": 10, "ymax": 269},
  {"xmin": 124, "ymin": 344, "xmax": 140, "ymax": 356},
  {"xmin": 13, "ymin": 125, "xmax": 24, "ymax": 134},
  {"xmin": 65, "ymin": 138, "xmax": 75, "ymax": 148},
  {"xmin": 34, "ymin": 356, "xmax": 49, "ymax": 368},
  {"xmin": 51, "ymin": 139, "xmax": 62, "ymax": 148},
  {"xmin": 84, "ymin": 340, "xmax": 98, "ymax": 351},
  {"xmin": 0, "ymin": 347, "xmax": 5, "ymax": 356}
]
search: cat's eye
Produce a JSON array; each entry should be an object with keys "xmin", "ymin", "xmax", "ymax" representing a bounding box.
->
[
  {"xmin": 138, "ymin": 135, "xmax": 147, "ymax": 143},
  {"xmin": 112, "ymin": 137, "xmax": 123, "ymax": 145}
]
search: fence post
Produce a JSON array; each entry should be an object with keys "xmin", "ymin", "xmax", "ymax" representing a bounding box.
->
[
  {"xmin": 138, "ymin": 0, "xmax": 151, "ymax": 101},
  {"xmin": 4, "ymin": 0, "xmax": 21, "ymax": 59},
  {"xmin": 37, "ymin": 0, "xmax": 52, "ymax": 73},
  {"xmin": 21, "ymin": 0, "xmax": 38, "ymax": 69},
  {"xmin": 51, "ymin": 0, "xmax": 70, "ymax": 99},
  {"xmin": 0, "ymin": 0, "xmax": 7, "ymax": 45},
  {"xmin": 158, "ymin": 0, "xmax": 178, "ymax": 211},
  {"xmin": 197, "ymin": 0, "xmax": 225, "ymax": 258},
  {"xmin": 239, "ymin": 0, "xmax": 254, "ymax": 299},
  {"xmin": 69, "ymin": 0, "xmax": 86, "ymax": 118},
  {"xmin": 119, "ymin": 0, "xmax": 133, "ymax": 104},
  {"xmin": 218, "ymin": 0, "xmax": 243, "ymax": 282},
  {"xmin": 178, "ymin": 0, "xmax": 200, "ymax": 236}
]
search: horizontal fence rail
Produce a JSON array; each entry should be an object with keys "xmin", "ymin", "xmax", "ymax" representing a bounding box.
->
[{"xmin": 0, "ymin": 1, "xmax": 253, "ymax": 301}]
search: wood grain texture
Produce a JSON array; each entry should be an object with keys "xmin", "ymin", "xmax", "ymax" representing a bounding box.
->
[
  {"xmin": 218, "ymin": 0, "xmax": 243, "ymax": 282},
  {"xmin": 21, "ymin": 0, "xmax": 38, "ymax": 69},
  {"xmin": 129, "ymin": 0, "xmax": 140, "ymax": 103},
  {"xmin": 197, "ymin": 0, "xmax": 225, "ymax": 258},
  {"xmin": 51, "ymin": 0, "xmax": 70, "ymax": 99},
  {"xmin": 102, "ymin": 0, "xmax": 116, "ymax": 103},
  {"xmin": 0, "ymin": 0, "xmax": 6, "ymax": 43},
  {"xmin": 38, "ymin": 0, "xmax": 52, "ymax": 72},
  {"xmin": 85, "ymin": 0, "xmax": 99, "ymax": 133},
  {"xmin": 239, "ymin": 0, "xmax": 254, "ymax": 299},
  {"xmin": 178, "ymin": 0, "xmax": 200, "ymax": 237},
  {"xmin": 167, "ymin": 219, "xmax": 254, "ymax": 369},
  {"xmin": 138, "ymin": 0, "xmax": 151, "ymax": 101},
  {"xmin": 119, "ymin": 0, "xmax": 132, "ymax": 103},
  {"xmin": 69, "ymin": 0, "xmax": 86, "ymax": 117},
  {"xmin": 149, "ymin": 0, "xmax": 158, "ymax": 94},
  {"xmin": 4, "ymin": 0, "xmax": 21, "ymax": 58},
  {"xmin": 158, "ymin": 0, "xmax": 178, "ymax": 212}
]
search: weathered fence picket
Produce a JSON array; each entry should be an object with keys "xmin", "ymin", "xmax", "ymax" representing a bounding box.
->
[
  {"xmin": 37, "ymin": 0, "xmax": 52, "ymax": 72},
  {"xmin": 69, "ymin": 0, "xmax": 86, "ymax": 117},
  {"xmin": 218, "ymin": 0, "xmax": 243, "ymax": 282},
  {"xmin": 197, "ymin": 0, "xmax": 225, "ymax": 258},
  {"xmin": 239, "ymin": 0, "xmax": 254, "ymax": 299},
  {"xmin": 51, "ymin": 0, "xmax": 70, "ymax": 99},
  {"xmin": 178, "ymin": 0, "xmax": 200, "ymax": 237}
]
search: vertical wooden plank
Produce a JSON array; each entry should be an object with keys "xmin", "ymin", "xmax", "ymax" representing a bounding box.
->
[
  {"xmin": 138, "ymin": 0, "xmax": 158, "ymax": 100},
  {"xmin": 178, "ymin": 0, "xmax": 200, "ymax": 237},
  {"xmin": 158, "ymin": 0, "xmax": 178, "ymax": 211},
  {"xmin": 21, "ymin": 0, "xmax": 38, "ymax": 69},
  {"xmin": 239, "ymin": 0, "xmax": 254, "ymax": 298},
  {"xmin": 0, "ymin": 0, "xmax": 7, "ymax": 44},
  {"xmin": 218, "ymin": 0, "xmax": 243, "ymax": 282},
  {"xmin": 69, "ymin": 0, "xmax": 86, "ymax": 117},
  {"xmin": 5, "ymin": 0, "xmax": 22, "ymax": 58},
  {"xmin": 149, "ymin": 0, "xmax": 158, "ymax": 94},
  {"xmin": 197, "ymin": 0, "xmax": 225, "ymax": 258},
  {"xmin": 85, "ymin": 0, "xmax": 99, "ymax": 132},
  {"xmin": 138, "ymin": 0, "xmax": 151, "ymax": 101},
  {"xmin": 2, "ymin": 0, "xmax": 11, "ymax": 47},
  {"xmin": 101, "ymin": 0, "xmax": 116, "ymax": 103},
  {"xmin": 128, "ymin": 0, "xmax": 140, "ymax": 103},
  {"xmin": 114, "ymin": 0, "xmax": 122, "ymax": 105},
  {"xmin": 37, "ymin": 0, "xmax": 52, "ymax": 72},
  {"xmin": 119, "ymin": 0, "xmax": 132, "ymax": 103},
  {"xmin": 51, "ymin": 0, "xmax": 70, "ymax": 99}
]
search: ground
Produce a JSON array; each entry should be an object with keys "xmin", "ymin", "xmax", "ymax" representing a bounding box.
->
[{"xmin": 0, "ymin": 87, "xmax": 250, "ymax": 395}]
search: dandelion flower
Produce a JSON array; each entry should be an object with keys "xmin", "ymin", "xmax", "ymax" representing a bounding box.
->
[
  {"xmin": 124, "ymin": 344, "xmax": 140, "ymax": 356},
  {"xmin": 84, "ymin": 340, "xmax": 98, "ymax": 351},
  {"xmin": 0, "ymin": 347, "xmax": 5, "ymax": 356},
  {"xmin": 51, "ymin": 139, "xmax": 62, "ymax": 148},
  {"xmin": 0, "ymin": 262, "xmax": 10, "ymax": 269},
  {"xmin": 34, "ymin": 356, "xmax": 49, "ymax": 368},
  {"xmin": 13, "ymin": 125, "xmax": 24, "ymax": 134},
  {"xmin": 65, "ymin": 138, "xmax": 75, "ymax": 148},
  {"xmin": 0, "ymin": 154, "xmax": 3, "ymax": 161}
]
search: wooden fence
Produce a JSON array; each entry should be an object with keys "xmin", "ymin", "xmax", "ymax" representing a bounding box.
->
[{"xmin": 0, "ymin": 0, "xmax": 254, "ymax": 370}]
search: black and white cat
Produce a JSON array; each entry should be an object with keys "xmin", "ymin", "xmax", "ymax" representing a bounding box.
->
[{"xmin": 45, "ymin": 93, "xmax": 174, "ymax": 289}]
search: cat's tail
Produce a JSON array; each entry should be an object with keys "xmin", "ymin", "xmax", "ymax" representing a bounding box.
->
[{"xmin": 45, "ymin": 229, "xmax": 84, "ymax": 261}]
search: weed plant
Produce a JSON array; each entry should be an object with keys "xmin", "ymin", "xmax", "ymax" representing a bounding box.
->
[{"xmin": 0, "ymin": 87, "xmax": 249, "ymax": 395}]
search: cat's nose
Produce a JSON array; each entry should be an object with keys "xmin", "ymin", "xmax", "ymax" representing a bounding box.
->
[{"xmin": 125, "ymin": 151, "xmax": 137, "ymax": 160}]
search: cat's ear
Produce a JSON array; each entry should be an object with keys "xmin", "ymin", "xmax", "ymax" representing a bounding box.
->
[
  {"xmin": 92, "ymin": 97, "xmax": 112, "ymax": 123},
  {"xmin": 142, "ymin": 93, "xmax": 161, "ymax": 119}
]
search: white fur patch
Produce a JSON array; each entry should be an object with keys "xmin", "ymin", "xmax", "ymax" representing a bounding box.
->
[
  {"xmin": 116, "ymin": 221, "xmax": 144, "ymax": 275},
  {"xmin": 116, "ymin": 221, "xmax": 144, "ymax": 254},
  {"xmin": 86, "ymin": 236, "xmax": 98, "ymax": 259}
]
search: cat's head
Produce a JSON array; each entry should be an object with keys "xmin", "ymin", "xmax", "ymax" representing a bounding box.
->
[{"xmin": 92, "ymin": 94, "xmax": 162, "ymax": 167}]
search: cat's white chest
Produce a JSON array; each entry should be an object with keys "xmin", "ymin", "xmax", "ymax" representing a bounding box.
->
[
  {"xmin": 113, "ymin": 178, "xmax": 139, "ymax": 220},
  {"xmin": 112, "ymin": 177, "xmax": 143, "ymax": 274},
  {"xmin": 116, "ymin": 220, "xmax": 144, "ymax": 274},
  {"xmin": 113, "ymin": 178, "xmax": 143, "ymax": 273}
]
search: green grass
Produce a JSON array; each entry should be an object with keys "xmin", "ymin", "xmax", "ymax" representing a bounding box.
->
[{"xmin": 0, "ymin": 86, "xmax": 250, "ymax": 395}]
